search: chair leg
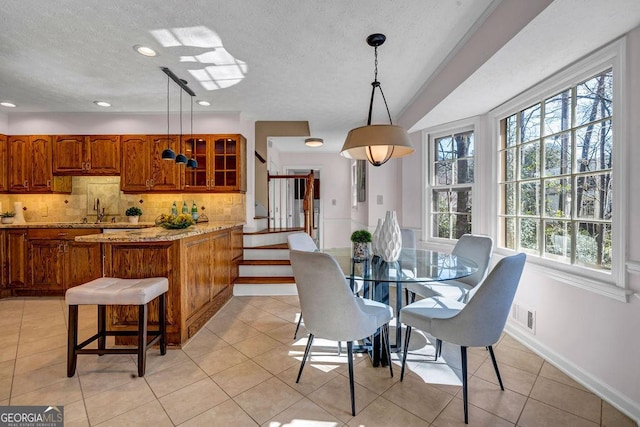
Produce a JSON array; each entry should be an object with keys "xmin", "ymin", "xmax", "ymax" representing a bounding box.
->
[
  {"xmin": 435, "ymin": 339, "xmax": 442, "ymax": 361},
  {"xmin": 461, "ymin": 346, "xmax": 468, "ymax": 424},
  {"xmin": 487, "ymin": 345, "xmax": 504, "ymax": 390},
  {"xmin": 293, "ymin": 314, "xmax": 302, "ymax": 339},
  {"xmin": 97, "ymin": 305, "xmax": 106, "ymax": 355},
  {"xmin": 382, "ymin": 324, "xmax": 393, "ymax": 377},
  {"xmin": 347, "ymin": 341, "xmax": 356, "ymax": 416},
  {"xmin": 337, "ymin": 341, "xmax": 342, "ymax": 356},
  {"xmin": 400, "ymin": 325, "xmax": 412, "ymax": 381},
  {"xmin": 159, "ymin": 293, "xmax": 166, "ymax": 355},
  {"xmin": 67, "ymin": 305, "xmax": 78, "ymax": 377},
  {"xmin": 296, "ymin": 334, "xmax": 314, "ymax": 383},
  {"xmin": 137, "ymin": 303, "xmax": 148, "ymax": 377}
]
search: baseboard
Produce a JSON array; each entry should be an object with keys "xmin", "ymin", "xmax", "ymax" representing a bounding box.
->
[
  {"xmin": 233, "ymin": 284, "xmax": 298, "ymax": 296},
  {"xmin": 505, "ymin": 323, "xmax": 640, "ymax": 424}
]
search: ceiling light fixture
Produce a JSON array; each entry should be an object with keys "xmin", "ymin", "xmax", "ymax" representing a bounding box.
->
[
  {"xmin": 305, "ymin": 138, "xmax": 324, "ymax": 148},
  {"xmin": 196, "ymin": 100, "xmax": 210, "ymax": 106},
  {"xmin": 93, "ymin": 101, "xmax": 111, "ymax": 107},
  {"xmin": 0, "ymin": 102, "xmax": 17, "ymax": 108},
  {"xmin": 160, "ymin": 67, "xmax": 197, "ymax": 165},
  {"xmin": 175, "ymin": 87, "xmax": 188, "ymax": 165},
  {"xmin": 161, "ymin": 73, "xmax": 176, "ymax": 161},
  {"xmin": 186, "ymin": 96, "xmax": 198, "ymax": 169},
  {"xmin": 340, "ymin": 33, "xmax": 413, "ymax": 166},
  {"xmin": 134, "ymin": 45, "xmax": 157, "ymax": 57}
]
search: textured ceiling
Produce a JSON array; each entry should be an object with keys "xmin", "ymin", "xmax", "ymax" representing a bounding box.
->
[{"xmin": 2, "ymin": 1, "xmax": 639, "ymax": 154}]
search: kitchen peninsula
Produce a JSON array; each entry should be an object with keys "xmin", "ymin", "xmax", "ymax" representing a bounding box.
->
[{"xmin": 74, "ymin": 222, "xmax": 244, "ymax": 346}]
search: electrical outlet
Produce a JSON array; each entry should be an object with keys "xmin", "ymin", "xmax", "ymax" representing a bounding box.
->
[
  {"xmin": 511, "ymin": 303, "xmax": 536, "ymax": 334},
  {"xmin": 40, "ymin": 205, "xmax": 48, "ymax": 217}
]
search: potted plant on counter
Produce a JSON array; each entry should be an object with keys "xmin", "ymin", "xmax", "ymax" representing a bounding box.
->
[
  {"xmin": 1, "ymin": 211, "xmax": 16, "ymax": 224},
  {"xmin": 125, "ymin": 206, "xmax": 143, "ymax": 224},
  {"xmin": 350, "ymin": 229, "xmax": 372, "ymax": 260}
]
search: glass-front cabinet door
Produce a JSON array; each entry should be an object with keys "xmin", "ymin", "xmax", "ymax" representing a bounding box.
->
[{"xmin": 184, "ymin": 135, "xmax": 210, "ymax": 191}]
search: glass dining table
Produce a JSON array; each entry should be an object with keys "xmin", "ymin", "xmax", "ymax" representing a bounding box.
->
[{"xmin": 331, "ymin": 248, "xmax": 478, "ymax": 366}]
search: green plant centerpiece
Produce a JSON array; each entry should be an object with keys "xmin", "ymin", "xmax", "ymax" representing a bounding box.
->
[
  {"xmin": 0, "ymin": 211, "xmax": 16, "ymax": 224},
  {"xmin": 125, "ymin": 206, "xmax": 143, "ymax": 217},
  {"xmin": 155, "ymin": 213, "xmax": 195, "ymax": 229},
  {"xmin": 350, "ymin": 229, "xmax": 372, "ymax": 260}
]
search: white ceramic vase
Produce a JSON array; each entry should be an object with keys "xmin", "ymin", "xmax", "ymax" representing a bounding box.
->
[
  {"xmin": 13, "ymin": 202, "xmax": 26, "ymax": 224},
  {"xmin": 371, "ymin": 218, "xmax": 383, "ymax": 256},
  {"xmin": 379, "ymin": 210, "xmax": 402, "ymax": 262},
  {"xmin": 128, "ymin": 216, "xmax": 139, "ymax": 224}
]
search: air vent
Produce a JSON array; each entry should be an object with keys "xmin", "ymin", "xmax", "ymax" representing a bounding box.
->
[{"xmin": 511, "ymin": 303, "xmax": 536, "ymax": 334}]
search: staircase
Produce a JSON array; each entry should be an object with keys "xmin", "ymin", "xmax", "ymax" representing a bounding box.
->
[{"xmin": 233, "ymin": 228, "xmax": 301, "ymax": 296}]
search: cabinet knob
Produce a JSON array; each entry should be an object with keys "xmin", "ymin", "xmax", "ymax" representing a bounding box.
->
[
  {"xmin": 47, "ymin": 180, "xmax": 51, "ymax": 187},
  {"xmin": 23, "ymin": 180, "xmax": 28, "ymax": 188}
]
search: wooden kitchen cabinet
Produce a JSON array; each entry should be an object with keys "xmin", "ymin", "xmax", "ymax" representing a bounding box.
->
[
  {"xmin": 25, "ymin": 229, "xmax": 102, "ymax": 295},
  {"xmin": 7, "ymin": 135, "xmax": 71, "ymax": 193},
  {"xmin": 121, "ymin": 135, "xmax": 182, "ymax": 192},
  {"xmin": 0, "ymin": 134, "xmax": 7, "ymax": 193},
  {"xmin": 183, "ymin": 134, "xmax": 246, "ymax": 193},
  {"xmin": 6, "ymin": 229, "xmax": 27, "ymax": 289},
  {"xmin": 53, "ymin": 134, "xmax": 120, "ymax": 175}
]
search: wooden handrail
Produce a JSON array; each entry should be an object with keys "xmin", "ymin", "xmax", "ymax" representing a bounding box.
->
[{"xmin": 267, "ymin": 171, "xmax": 314, "ymax": 236}]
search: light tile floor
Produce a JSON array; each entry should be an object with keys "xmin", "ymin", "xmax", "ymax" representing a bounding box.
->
[{"xmin": 0, "ymin": 296, "xmax": 636, "ymax": 426}]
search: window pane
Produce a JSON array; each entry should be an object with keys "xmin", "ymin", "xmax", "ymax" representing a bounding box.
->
[
  {"xmin": 520, "ymin": 104, "xmax": 541, "ymax": 142},
  {"xmin": 452, "ymin": 215, "xmax": 472, "ymax": 239},
  {"xmin": 576, "ymin": 69, "xmax": 613, "ymax": 127},
  {"xmin": 520, "ymin": 141, "xmax": 540, "ymax": 179},
  {"xmin": 451, "ymin": 189, "xmax": 472, "ymax": 213},
  {"xmin": 544, "ymin": 220, "xmax": 572, "ymax": 260},
  {"xmin": 544, "ymin": 89, "xmax": 572, "ymax": 135},
  {"xmin": 519, "ymin": 218, "xmax": 539, "ymax": 252},
  {"xmin": 576, "ymin": 173, "xmax": 612, "ymax": 220},
  {"xmin": 544, "ymin": 178, "xmax": 571, "ymax": 218},
  {"xmin": 575, "ymin": 120, "xmax": 612, "ymax": 173},
  {"xmin": 433, "ymin": 214, "xmax": 450, "ymax": 239},
  {"xmin": 435, "ymin": 136, "xmax": 453, "ymax": 161},
  {"xmin": 455, "ymin": 158, "xmax": 474, "ymax": 184},
  {"xmin": 520, "ymin": 181, "xmax": 540, "ymax": 215},
  {"xmin": 544, "ymin": 133, "xmax": 571, "ymax": 177},
  {"xmin": 503, "ymin": 217, "xmax": 516, "ymax": 249},
  {"xmin": 576, "ymin": 222, "xmax": 611, "ymax": 270},
  {"xmin": 505, "ymin": 114, "xmax": 517, "ymax": 147},
  {"xmin": 502, "ymin": 183, "xmax": 516, "ymax": 215},
  {"xmin": 434, "ymin": 161, "xmax": 452, "ymax": 185},
  {"xmin": 453, "ymin": 131, "xmax": 474, "ymax": 158},
  {"xmin": 432, "ymin": 190, "xmax": 450, "ymax": 213},
  {"xmin": 504, "ymin": 148, "xmax": 516, "ymax": 181}
]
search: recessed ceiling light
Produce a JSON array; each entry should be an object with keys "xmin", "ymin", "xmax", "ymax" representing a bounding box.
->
[
  {"xmin": 305, "ymin": 138, "xmax": 324, "ymax": 148},
  {"xmin": 196, "ymin": 100, "xmax": 211, "ymax": 106},
  {"xmin": 134, "ymin": 45, "xmax": 157, "ymax": 57},
  {"xmin": 94, "ymin": 101, "xmax": 111, "ymax": 107},
  {"xmin": 0, "ymin": 102, "xmax": 17, "ymax": 108}
]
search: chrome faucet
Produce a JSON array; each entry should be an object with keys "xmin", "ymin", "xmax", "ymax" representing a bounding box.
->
[{"xmin": 94, "ymin": 198, "xmax": 105, "ymax": 223}]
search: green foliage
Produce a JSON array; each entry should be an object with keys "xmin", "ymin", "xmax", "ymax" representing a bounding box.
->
[
  {"xmin": 125, "ymin": 206, "xmax": 143, "ymax": 216},
  {"xmin": 350, "ymin": 229, "xmax": 371, "ymax": 243},
  {"xmin": 0, "ymin": 211, "xmax": 16, "ymax": 217}
]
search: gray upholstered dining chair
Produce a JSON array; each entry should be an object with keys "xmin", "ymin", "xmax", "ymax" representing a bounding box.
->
[
  {"xmin": 406, "ymin": 234, "xmax": 493, "ymax": 303},
  {"xmin": 287, "ymin": 232, "xmax": 363, "ymax": 340},
  {"xmin": 400, "ymin": 253, "xmax": 526, "ymax": 424},
  {"xmin": 290, "ymin": 249, "xmax": 394, "ymax": 416}
]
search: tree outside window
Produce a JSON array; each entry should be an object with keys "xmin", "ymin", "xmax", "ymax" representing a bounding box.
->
[{"xmin": 499, "ymin": 69, "xmax": 613, "ymax": 271}]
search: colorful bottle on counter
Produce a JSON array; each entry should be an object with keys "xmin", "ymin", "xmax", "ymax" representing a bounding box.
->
[
  {"xmin": 191, "ymin": 201, "xmax": 198, "ymax": 221},
  {"xmin": 182, "ymin": 201, "xmax": 189, "ymax": 214},
  {"xmin": 171, "ymin": 201, "xmax": 178, "ymax": 216}
]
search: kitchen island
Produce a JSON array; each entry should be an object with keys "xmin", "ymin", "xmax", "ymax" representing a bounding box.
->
[{"xmin": 75, "ymin": 222, "xmax": 244, "ymax": 347}]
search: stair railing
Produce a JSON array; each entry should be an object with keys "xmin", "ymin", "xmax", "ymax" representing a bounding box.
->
[{"xmin": 267, "ymin": 170, "xmax": 314, "ymax": 236}]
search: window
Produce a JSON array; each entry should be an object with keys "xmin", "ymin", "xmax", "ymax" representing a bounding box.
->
[
  {"xmin": 430, "ymin": 130, "xmax": 474, "ymax": 239},
  {"xmin": 499, "ymin": 69, "xmax": 613, "ymax": 271}
]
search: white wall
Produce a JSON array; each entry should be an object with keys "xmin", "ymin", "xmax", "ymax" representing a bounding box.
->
[
  {"xmin": 0, "ymin": 112, "xmax": 7, "ymax": 134},
  {"xmin": 400, "ymin": 132, "xmax": 424, "ymax": 232},
  {"xmin": 399, "ymin": 27, "xmax": 640, "ymax": 422},
  {"xmin": 277, "ymin": 151, "xmax": 352, "ymax": 249}
]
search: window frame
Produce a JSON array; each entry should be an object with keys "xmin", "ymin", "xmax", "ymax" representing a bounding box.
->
[
  {"xmin": 489, "ymin": 38, "xmax": 629, "ymax": 300},
  {"xmin": 423, "ymin": 118, "xmax": 479, "ymax": 245}
]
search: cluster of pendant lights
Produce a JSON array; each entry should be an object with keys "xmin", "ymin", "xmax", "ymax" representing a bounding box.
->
[{"xmin": 160, "ymin": 67, "xmax": 198, "ymax": 169}]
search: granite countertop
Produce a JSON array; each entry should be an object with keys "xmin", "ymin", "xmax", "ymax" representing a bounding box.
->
[
  {"xmin": 0, "ymin": 221, "xmax": 157, "ymax": 229},
  {"xmin": 75, "ymin": 222, "xmax": 244, "ymax": 243}
]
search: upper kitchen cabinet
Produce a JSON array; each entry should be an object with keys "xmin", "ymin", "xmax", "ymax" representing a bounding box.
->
[
  {"xmin": 183, "ymin": 134, "xmax": 246, "ymax": 193},
  {"xmin": 53, "ymin": 135, "xmax": 120, "ymax": 175},
  {"xmin": 7, "ymin": 135, "xmax": 71, "ymax": 193},
  {"xmin": 121, "ymin": 135, "xmax": 182, "ymax": 192},
  {"xmin": 0, "ymin": 134, "xmax": 7, "ymax": 192}
]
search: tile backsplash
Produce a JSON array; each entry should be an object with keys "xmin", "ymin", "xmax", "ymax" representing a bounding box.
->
[{"xmin": 0, "ymin": 176, "xmax": 246, "ymax": 223}]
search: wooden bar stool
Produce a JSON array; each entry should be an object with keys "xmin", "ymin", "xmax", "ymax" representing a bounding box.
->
[{"xmin": 65, "ymin": 277, "xmax": 169, "ymax": 377}]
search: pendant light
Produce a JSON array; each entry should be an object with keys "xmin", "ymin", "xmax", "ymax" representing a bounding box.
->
[
  {"xmin": 340, "ymin": 34, "xmax": 413, "ymax": 166},
  {"xmin": 186, "ymin": 94, "xmax": 198, "ymax": 169},
  {"xmin": 161, "ymin": 74, "xmax": 176, "ymax": 160},
  {"xmin": 175, "ymin": 88, "xmax": 188, "ymax": 165}
]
